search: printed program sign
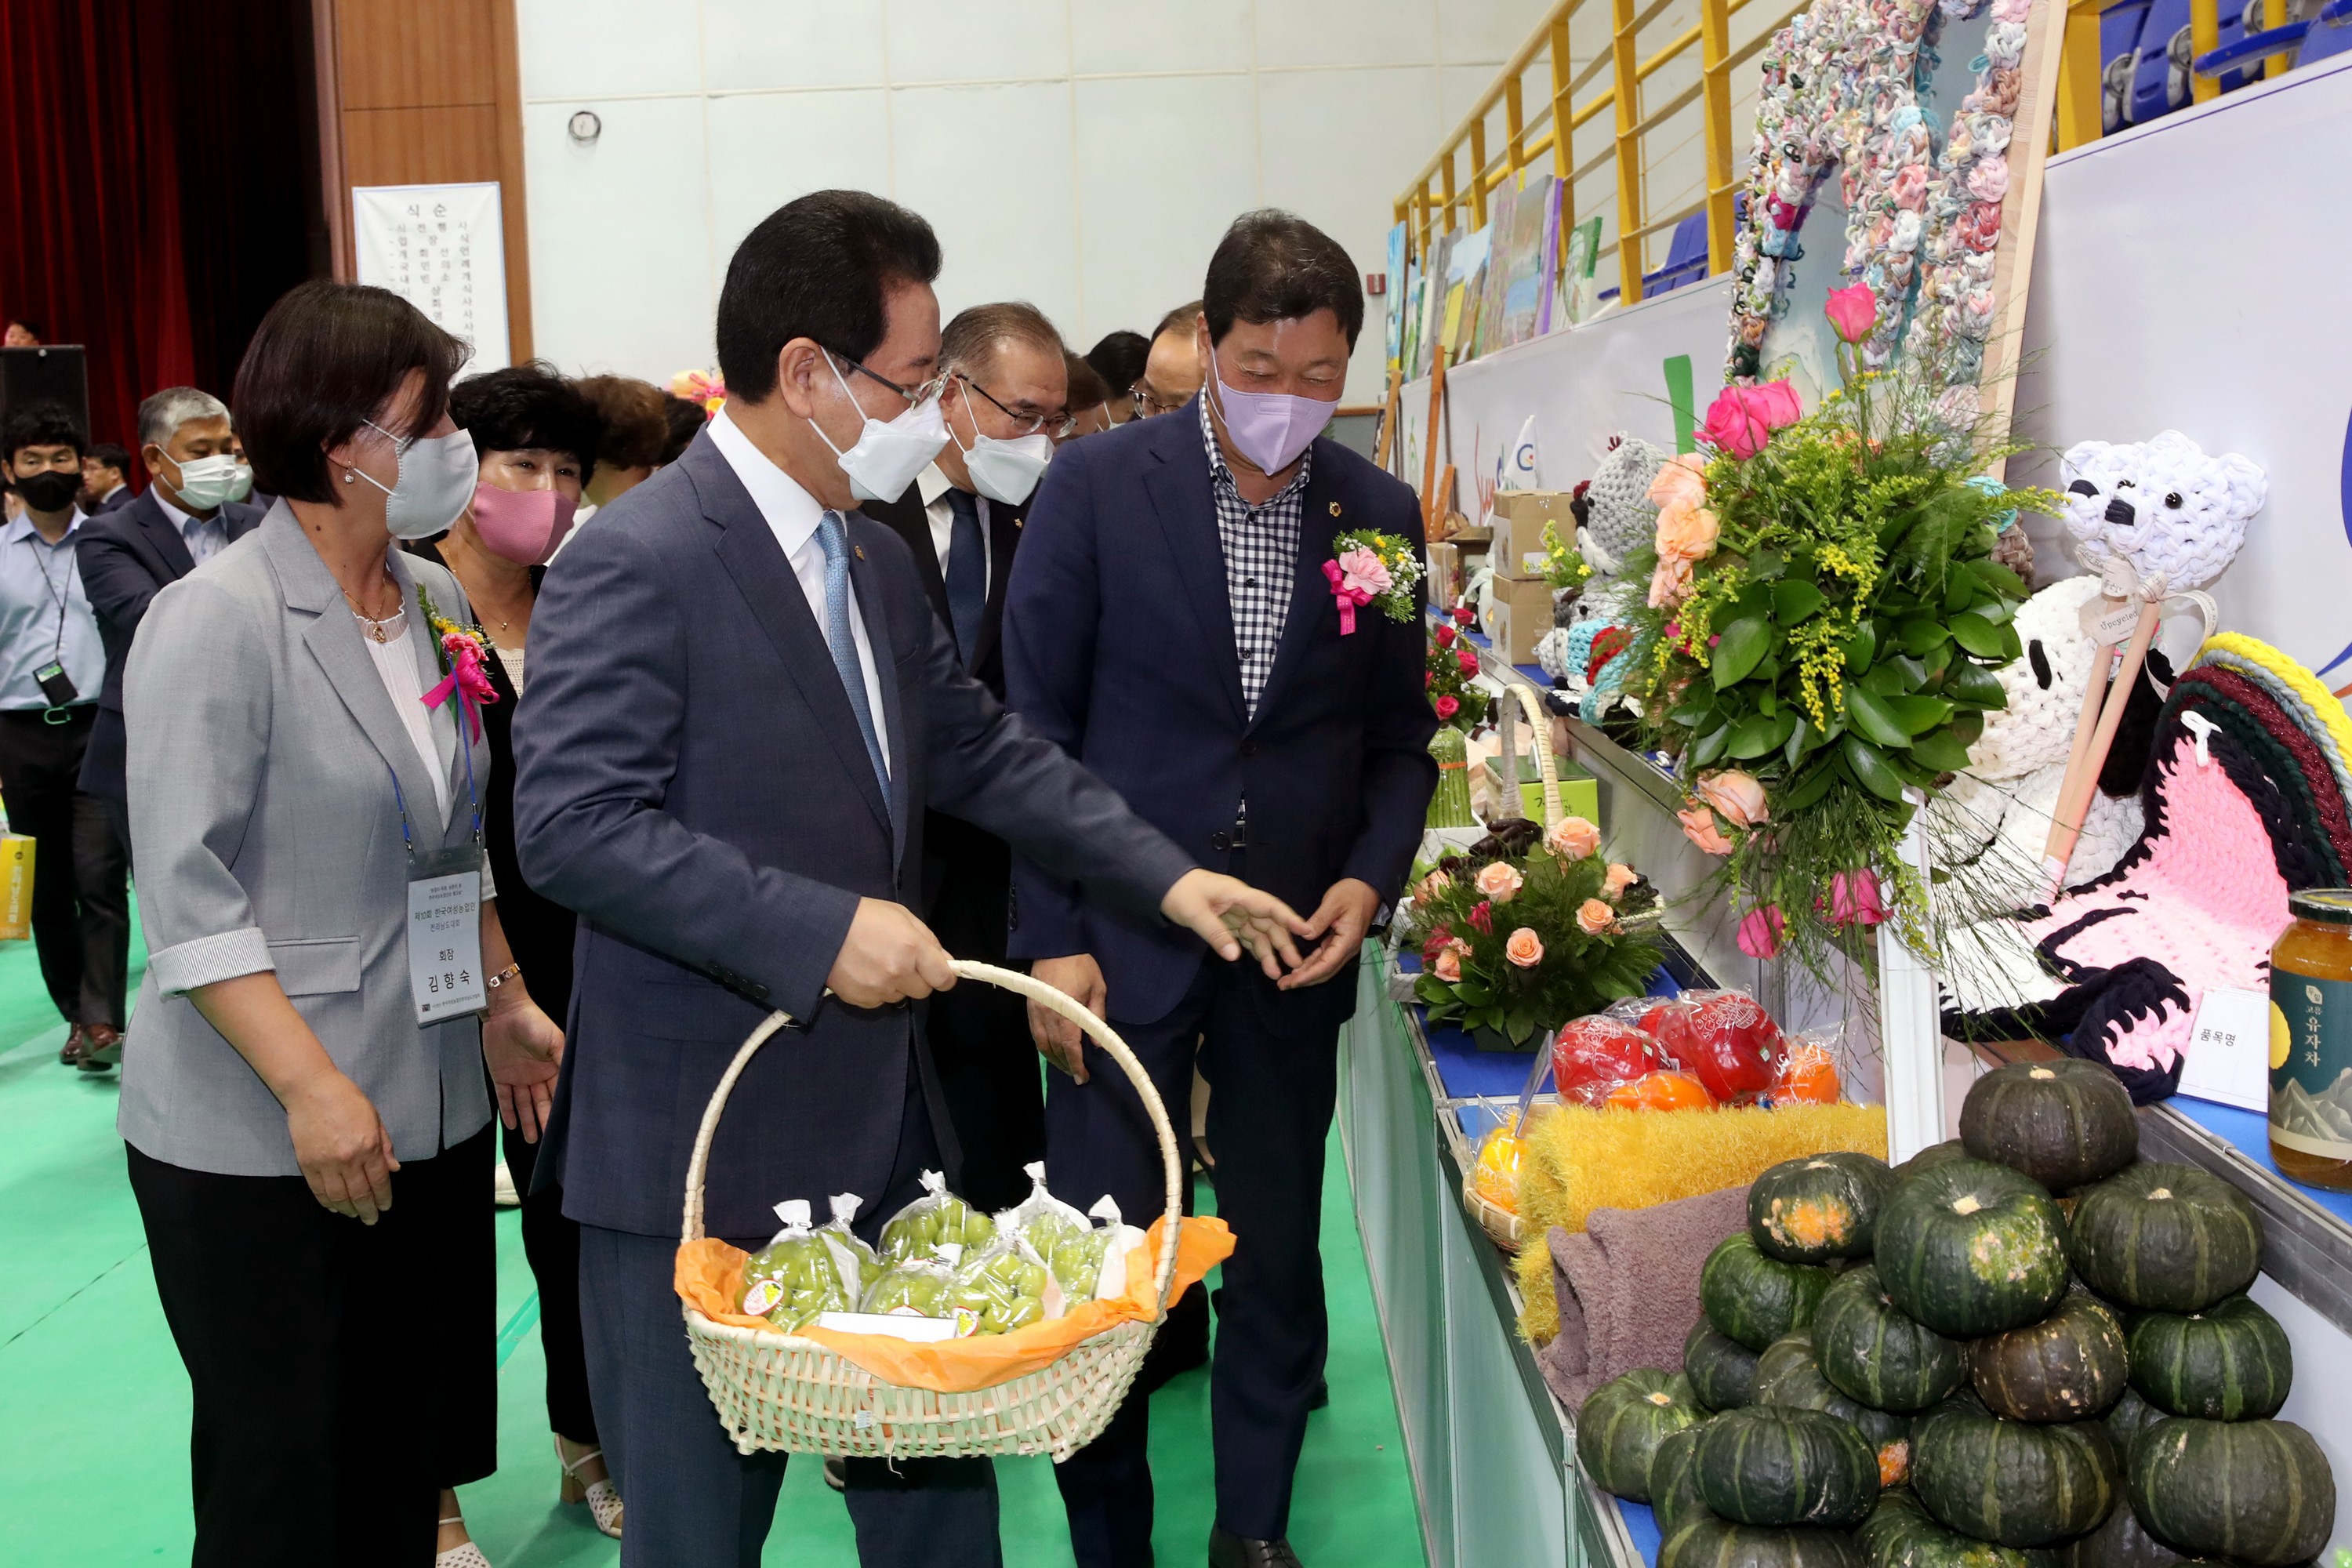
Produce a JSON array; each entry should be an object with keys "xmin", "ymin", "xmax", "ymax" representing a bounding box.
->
[{"xmin": 353, "ymin": 181, "xmax": 510, "ymax": 379}]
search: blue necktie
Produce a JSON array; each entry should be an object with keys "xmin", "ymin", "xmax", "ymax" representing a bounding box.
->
[
  {"xmin": 943, "ymin": 488, "xmax": 985, "ymax": 668},
  {"xmin": 815, "ymin": 511, "xmax": 889, "ymax": 800}
]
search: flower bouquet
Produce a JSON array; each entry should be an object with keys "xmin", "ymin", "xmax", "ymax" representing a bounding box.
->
[
  {"xmin": 1425, "ymin": 603, "xmax": 1490, "ymax": 733},
  {"xmin": 1406, "ymin": 816, "xmax": 1664, "ymax": 1050},
  {"xmin": 1621, "ymin": 286, "xmax": 2058, "ymax": 975}
]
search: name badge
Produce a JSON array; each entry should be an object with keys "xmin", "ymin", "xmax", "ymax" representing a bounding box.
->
[{"xmin": 407, "ymin": 844, "xmax": 486, "ymax": 1025}]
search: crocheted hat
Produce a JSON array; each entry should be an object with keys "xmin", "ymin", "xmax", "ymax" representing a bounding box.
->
[{"xmin": 2058, "ymin": 430, "xmax": 2267, "ymax": 590}]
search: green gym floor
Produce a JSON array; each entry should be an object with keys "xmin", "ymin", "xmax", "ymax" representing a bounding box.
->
[{"xmin": 0, "ymin": 909, "xmax": 1427, "ymax": 1566}]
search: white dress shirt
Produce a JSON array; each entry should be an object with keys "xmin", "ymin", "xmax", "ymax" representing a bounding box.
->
[
  {"xmin": 915, "ymin": 462, "xmax": 990, "ymax": 590},
  {"xmin": 364, "ymin": 622, "xmax": 454, "ymax": 824},
  {"xmin": 706, "ymin": 409, "xmax": 891, "ymax": 771},
  {"xmin": 153, "ymin": 487, "xmax": 230, "ymax": 564}
]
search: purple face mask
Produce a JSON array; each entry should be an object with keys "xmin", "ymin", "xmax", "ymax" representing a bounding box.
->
[{"xmin": 1207, "ymin": 346, "xmax": 1340, "ymax": 474}]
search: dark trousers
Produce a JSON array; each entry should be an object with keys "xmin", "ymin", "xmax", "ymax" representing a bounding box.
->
[
  {"xmin": 1047, "ymin": 953, "xmax": 1343, "ymax": 1563},
  {"xmin": 504, "ymin": 1118, "xmax": 598, "ymax": 1443},
  {"xmin": 126, "ymin": 1122, "xmax": 498, "ymax": 1568},
  {"xmin": 0, "ymin": 706, "xmax": 130, "ymax": 1027},
  {"xmin": 578, "ymin": 1069, "xmax": 999, "ymax": 1567},
  {"xmin": 923, "ymin": 830, "xmax": 1044, "ymax": 1214}
]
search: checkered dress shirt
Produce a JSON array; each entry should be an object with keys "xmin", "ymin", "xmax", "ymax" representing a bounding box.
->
[{"xmin": 1200, "ymin": 396, "xmax": 1312, "ymax": 719}]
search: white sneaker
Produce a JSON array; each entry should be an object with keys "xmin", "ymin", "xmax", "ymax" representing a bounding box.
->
[{"xmin": 493, "ymin": 1160, "xmax": 521, "ymax": 1209}]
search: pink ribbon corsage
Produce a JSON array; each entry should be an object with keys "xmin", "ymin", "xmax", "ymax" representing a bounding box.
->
[
  {"xmin": 423, "ymin": 630, "xmax": 500, "ymax": 742},
  {"xmin": 1323, "ymin": 546, "xmax": 1392, "ymax": 636}
]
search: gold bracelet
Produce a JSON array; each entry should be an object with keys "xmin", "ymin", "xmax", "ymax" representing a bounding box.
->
[{"xmin": 485, "ymin": 962, "xmax": 523, "ymax": 990}]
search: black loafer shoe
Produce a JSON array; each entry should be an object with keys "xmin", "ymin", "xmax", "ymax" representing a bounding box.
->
[{"xmin": 1209, "ymin": 1525, "xmax": 1303, "ymax": 1567}]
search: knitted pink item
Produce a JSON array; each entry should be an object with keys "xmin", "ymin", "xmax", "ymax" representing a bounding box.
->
[{"xmin": 2018, "ymin": 733, "xmax": 2288, "ymax": 1073}]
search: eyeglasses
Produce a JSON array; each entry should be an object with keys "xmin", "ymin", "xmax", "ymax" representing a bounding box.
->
[
  {"xmin": 957, "ymin": 373, "xmax": 1076, "ymax": 441},
  {"xmin": 1130, "ymin": 384, "xmax": 1189, "ymax": 419},
  {"xmin": 829, "ymin": 351, "xmax": 946, "ymax": 410}
]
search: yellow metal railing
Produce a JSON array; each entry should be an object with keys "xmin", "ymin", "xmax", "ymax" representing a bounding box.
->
[{"xmin": 2056, "ymin": 0, "xmax": 2310, "ymax": 151}]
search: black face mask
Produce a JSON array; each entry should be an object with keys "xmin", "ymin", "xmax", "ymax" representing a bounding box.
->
[{"xmin": 12, "ymin": 469, "xmax": 81, "ymax": 514}]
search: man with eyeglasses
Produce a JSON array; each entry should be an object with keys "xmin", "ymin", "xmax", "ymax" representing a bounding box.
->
[
  {"xmin": 1133, "ymin": 300, "xmax": 1207, "ymax": 419},
  {"xmin": 860, "ymin": 299, "xmax": 1069, "ymax": 1210}
]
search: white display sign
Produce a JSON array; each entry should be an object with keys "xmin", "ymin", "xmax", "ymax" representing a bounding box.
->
[
  {"xmin": 2178, "ymin": 985, "xmax": 2274, "ymax": 1112},
  {"xmin": 353, "ymin": 181, "xmax": 510, "ymax": 378}
]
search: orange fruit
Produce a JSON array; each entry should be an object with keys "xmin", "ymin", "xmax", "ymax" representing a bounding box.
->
[
  {"xmin": 1472, "ymin": 1127, "xmax": 1524, "ymax": 1211},
  {"xmin": 1603, "ymin": 1070, "xmax": 1715, "ymax": 1112},
  {"xmin": 1771, "ymin": 1044, "xmax": 1841, "ymax": 1105}
]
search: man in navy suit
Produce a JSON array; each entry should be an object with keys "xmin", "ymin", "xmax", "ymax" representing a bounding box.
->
[
  {"xmin": 510, "ymin": 190, "xmax": 1308, "ymax": 1568},
  {"xmin": 1003, "ymin": 211, "xmax": 1439, "ymax": 1568},
  {"xmin": 77, "ymin": 388, "xmax": 264, "ymax": 858}
]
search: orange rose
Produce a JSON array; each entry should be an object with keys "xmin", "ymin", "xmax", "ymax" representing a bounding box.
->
[
  {"xmin": 1647, "ymin": 452, "xmax": 1708, "ymax": 511},
  {"xmin": 1648, "ymin": 555, "xmax": 1693, "ymax": 609},
  {"xmin": 1432, "ymin": 944, "xmax": 1463, "ymax": 982},
  {"xmin": 1653, "ymin": 503, "xmax": 1720, "ymax": 563},
  {"xmin": 1677, "ymin": 805, "xmax": 1734, "ymax": 855},
  {"xmin": 1577, "ymin": 898, "xmax": 1616, "ymax": 935},
  {"xmin": 1602, "ymin": 862, "xmax": 1639, "ymax": 898},
  {"xmin": 1546, "ymin": 816, "xmax": 1602, "ymax": 861},
  {"xmin": 1475, "ymin": 861, "xmax": 1525, "ymax": 902},
  {"xmin": 1504, "ymin": 928, "xmax": 1544, "ymax": 968},
  {"xmin": 1416, "ymin": 869, "xmax": 1451, "ymax": 902},
  {"xmin": 1695, "ymin": 769, "xmax": 1769, "ymax": 829}
]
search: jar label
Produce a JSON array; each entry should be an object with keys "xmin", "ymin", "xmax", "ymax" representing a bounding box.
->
[{"xmin": 2270, "ymin": 971, "xmax": 2352, "ymax": 1158}]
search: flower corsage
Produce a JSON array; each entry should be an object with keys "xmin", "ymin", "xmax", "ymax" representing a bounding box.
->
[
  {"xmin": 416, "ymin": 584, "xmax": 500, "ymax": 742},
  {"xmin": 1323, "ymin": 530, "xmax": 1425, "ymax": 635}
]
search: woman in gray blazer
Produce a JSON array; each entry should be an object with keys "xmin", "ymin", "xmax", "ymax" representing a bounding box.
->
[{"xmin": 118, "ymin": 281, "xmax": 564, "ymax": 1568}]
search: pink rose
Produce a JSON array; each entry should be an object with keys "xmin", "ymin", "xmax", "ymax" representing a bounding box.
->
[
  {"xmin": 1468, "ymin": 900, "xmax": 1494, "ymax": 935},
  {"xmin": 1336, "ymin": 546, "xmax": 1392, "ymax": 597},
  {"xmin": 1648, "ymin": 555, "xmax": 1693, "ymax": 609},
  {"xmin": 1547, "ymin": 816, "xmax": 1602, "ymax": 861},
  {"xmin": 1457, "ymin": 648, "xmax": 1480, "ymax": 676},
  {"xmin": 1432, "ymin": 943, "xmax": 1463, "ymax": 982},
  {"xmin": 1695, "ymin": 770, "xmax": 1769, "ymax": 829},
  {"xmin": 1475, "ymin": 862, "xmax": 1524, "ymax": 903},
  {"xmin": 1436, "ymin": 622, "xmax": 1457, "ymax": 648},
  {"xmin": 1966, "ymin": 153, "xmax": 2010, "ymax": 204},
  {"xmin": 1700, "ymin": 381, "xmax": 1802, "ymax": 460},
  {"xmin": 1677, "ymin": 806, "xmax": 1735, "ymax": 855},
  {"xmin": 1505, "ymin": 928, "xmax": 1545, "ymax": 968},
  {"xmin": 1647, "ymin": 452, "xmax": 1709, "ymax": 511},
  {"xmin": 1889, "ymin": 165, "xmax": 1928, "ymax": 212},
  {"xmin": 1602, "ymin": 862, "xmax": 1639, "ymax": 899},
  {"xmin": 1824, "ymin": 282, "xmax": 1879, "ymax": 344},
  {"xmin": 1654, "ymin": 504, "xmax": 1720, "ymax": 564},
  {"xmin": 1736, "ymin": 904, "xmax": 1786, "ymax": 959},
  {"xmin": 1434, "ymin": 694, "xmax": 1460, "ymax": 720},
  {"xmin": 1576, "ymin": 900, "xmax": 1616, "ymax": 936},
  {"xmin": 1828, "ymin": 868, "xmax": 1889, "ymax": 927}
]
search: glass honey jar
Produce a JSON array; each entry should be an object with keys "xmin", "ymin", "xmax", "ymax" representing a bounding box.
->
[{"xmin": 2269, "ymin": 888, "xmax": 2352, "ymax": 1191}]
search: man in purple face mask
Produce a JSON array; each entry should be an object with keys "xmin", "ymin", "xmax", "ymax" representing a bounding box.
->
[{"xmin": 1003, "ymin": 211, "xmax": 1439, "ymax": 1568}]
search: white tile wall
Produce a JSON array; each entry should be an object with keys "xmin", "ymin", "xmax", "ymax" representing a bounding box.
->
[
  {"xmin": 517, "ymin": 0, "xmax": 702, "ymax": 100},
  {"xmin": 705, "ymin": 89, "xmax": 894, "ymax": 270},
  {"xmin": 886, "ymin": 0, "xmax": 1071, "ymax": 85},
  {"xmin": 891, "ymin": 81, "xmax": 1081, "ymax": 328},
  {"xmin": 701, "ymin": 0, "xmax": 887, "ymax": 93},
  {"xmin": 1069, "ymin": 0, "xmax": 1254, "ymax": 76}
]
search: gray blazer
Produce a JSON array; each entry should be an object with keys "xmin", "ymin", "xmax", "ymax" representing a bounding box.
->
[{"xmin": 117, "ymin": 504, "xmax": 498, "ymax": 1177}]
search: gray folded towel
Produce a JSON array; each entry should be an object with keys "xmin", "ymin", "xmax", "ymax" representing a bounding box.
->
[{"xmin": 1537, "ymin": 1183, "xmax": 1751, "ymax": 1413}]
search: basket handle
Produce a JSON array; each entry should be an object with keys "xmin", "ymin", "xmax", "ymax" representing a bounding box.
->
[
  {"xmin": 680, "ymin": 960, "xmax": 1185, "ymax": 1316},
  {"xmin": 1495, "ymin": 681, "xmax": 1564, "ymax": 830}
]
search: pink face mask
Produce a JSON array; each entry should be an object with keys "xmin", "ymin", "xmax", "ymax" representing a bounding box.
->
[
  {"xmin": 1207, "ymin": 346, "xmax": 1341, "ymax": 475},
  {"xmin": 469, "ymin": 481, "xmax": 575, "ymax": 565}
]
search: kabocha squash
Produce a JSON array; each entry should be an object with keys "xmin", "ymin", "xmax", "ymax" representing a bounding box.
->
[
  {"xmin": 1686, "ymin": 1319, "xmax": 1761, "ymax": 1411},
  {"xmin": 1702, "ymin": 1232, "xmax": 1836, "ymax": 1350},
  {"xmin": 2126, "ymin": 1417, "xmax": 2336, "ymax": 1566},
  {"xmin": 1816, "ymin": 1264, "xmax": 1970, "ymax": 1413},
  {"xmin": 1860, "ymin": 1487, "xmax": 2061, "ymax": 1568},
  {"xmin": 1894, "ymin": 1139, "xmax": 1973, "ymax": 1184},
  {"xmin": 1910, "ymin": 1396, "xmax": 2120, "ymax": 1548},
  {"xmin": 2067, "ymin": 1164, "xmax": 2260, "ymax": 1314},
  {"xmin": 2101, "ymin": 1388, "xmax": 2163, "ymax": 1468},
  {"xmin": 1959, "ymin": 1061, "xmax": 2139, "ymax": 1192},
  {"xmin": 1875, "ymin": 1159, "xmax": 2071, "ymax": 1337},
  {"xmin": 1751, "ymin": 1152, "xmax": 1895, "ymax": 1263},
  {"xmin": 1651, "ymin": 1421, "xmax": 1715, "ymax": 1532},
  {"xmin": 2124, "ymin": 1294, "xmax": 2292, "ymax": 1421},
  {"xmin": 1756, "ymin": 1330, "xmax": 1917, "ymax": 1486},
  {"xmin": 1577, "ymin": 1369, "xmax": 1704, "ymax": 1501},
  {"xmin": 2063, "ymin": 1501, "xmax": 2201, "ymax": 1568},
  {"xmin": 1695, "ymin": 1404, "xmax": 1880, "ymax": 1528},
  {"xmin": 1662, "ymin": 1514, "xmax": 1862, "ymax": 1568},
  {"xmin": 1970, "ymin": 1293, "xmax": 2130, "ymax": 1423}
]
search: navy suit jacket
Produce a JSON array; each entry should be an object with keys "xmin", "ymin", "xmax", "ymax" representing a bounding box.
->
[
  {"xmin": 510, "ymin": 429, "xmax": 1196, "ymax": 1240},
  {"xmin": 77, "ymin": 488, "xmax": 262, "ymax": 800},
  {"xmin": 1001, "ymin": 401, "xmax": 1439, "ymax": 1028}
]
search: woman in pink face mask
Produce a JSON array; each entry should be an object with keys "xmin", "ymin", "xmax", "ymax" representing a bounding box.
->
[{"xmin": 403, "ymin": 361, "xmax": 626, "ymax": 1554}]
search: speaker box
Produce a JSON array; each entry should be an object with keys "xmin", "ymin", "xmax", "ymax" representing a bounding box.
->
[{"xmin": 0, "ymin": 347, "xmax": 90, "ymax": 440}]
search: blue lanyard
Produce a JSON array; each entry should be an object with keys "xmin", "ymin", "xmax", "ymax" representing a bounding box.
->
[{"xmin": 385, "ymin": 695, "xmax": 484, "ymax": 855}]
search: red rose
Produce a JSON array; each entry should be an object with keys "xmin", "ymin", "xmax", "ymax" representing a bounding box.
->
[
  {"xmin": 1457, "ymin": 648, "xmax": 1479, "ymax": 675},
  {"xmin": 1468, "ymin": 900, "xmax": 1494, "ymax": 935},
  {"xmin": 1436, "ymin": 623, "xmax": 1457, "ymax": 648},
  {"xmin": 1434, "ymin": 694, "xmax": 1460, "ymax": 720},
  {"xmin": 1452, "ymin": 604, "xmax": 1475, "ymax": 625},
  {"xmin": 1425, "ymin": 671, "xmax": 1434, "ymax": 688}
]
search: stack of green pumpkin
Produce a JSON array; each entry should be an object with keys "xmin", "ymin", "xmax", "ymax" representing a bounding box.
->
[{"xmin": 1573, "ymin": 1058, "xmax": 2340, "ymax": 1568}]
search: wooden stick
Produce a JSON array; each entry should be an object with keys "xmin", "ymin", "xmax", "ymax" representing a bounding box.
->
[
  {"xmin": 2042, "ymin": 620, "xmax": 2118, "ymax": 866},
  {"xmin": 2043, "ymin": 598, "xmax": 2161, "ymax": 890},
  {"xmin": 1420, "ymin": 356, "xmax": 1449, "ymax": 532},
  {"xmin": 1374, "ymin": 368, "xmax": 1403, "ymax": 473}
]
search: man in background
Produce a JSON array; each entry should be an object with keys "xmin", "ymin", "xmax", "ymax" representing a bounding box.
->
[
  {"xmin": 77, "ymin": 387, "xmax": 264, "ymax": 869},
  {"xmin": 1084, "ymin": 329, "xmax": 1149, "ymax": 423},
  {"xmin": 1135, "ymin": 301, "xmax": 1205, "ymax": 419},
  {"xmin": 81, "ymin": 445, "xmax": 132, "ymax": 514},
  {"xmin": 1062, "ymin": 354, "xmax": 1113, "ymax": 441},
  {"xmin": 0, "ymin": 401, "xmax": 132, "ymax": 1072},
  {"xmin": 859, "ymin": 299, "xmax": 1068, "ymax": 1211},
  {"xmin": 5, "ymin": 317, "xmax": 40, "ymax": 347}
]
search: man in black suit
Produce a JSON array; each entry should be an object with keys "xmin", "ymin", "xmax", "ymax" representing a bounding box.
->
[
  {"xmin": 80, "ymin": 444, "xmax": 132, "ymax": 514},
  {"xmin": 858, "ymin": 300, "xmax": 1068, "ymax": 1210},
  {"xmin": 78, "ymin": 387, "xmax": 263, "ymax": 861}
]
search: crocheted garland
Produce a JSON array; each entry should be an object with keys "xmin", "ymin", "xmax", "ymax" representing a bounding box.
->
[{"xmin": 1727, "ymin": 0, "xmax": 2031, "ymax": 398}]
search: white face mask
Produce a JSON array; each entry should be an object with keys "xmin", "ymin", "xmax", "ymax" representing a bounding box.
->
[
  {"xmin": 224, "ymin": 461, "xmax": 255, "ymax": 503},
  {"xmin": 162, "ymin": 452, "xmax": 242, "ymax": 511},
  {"xmin": 807, "ymin": 352, "xmax": 948, "ymax": 504},
  {"xmin": 347, "ymin": 420, "xmax": 481, "ymax": 539},
  {"xmin": 948, "ymin": 388, "xmax": 1053, "ymax": 506}
]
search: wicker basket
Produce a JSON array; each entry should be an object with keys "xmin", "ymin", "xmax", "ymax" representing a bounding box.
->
[
  {"xmin": 681, "ymin": 960, "xmax": 1181, "ymax": 1460},
  {"xmin": 1462, "ymin": 1175, "xmax": 1527, "ymax": 1252}
]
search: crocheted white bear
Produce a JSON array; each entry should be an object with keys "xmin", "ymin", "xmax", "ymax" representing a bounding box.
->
[
  {"xmin": 2058, "ymin": 430, "xmax": 2267, "ymax": 591},
  {"xmin": 1926, "ymin": 575, "xmax": 2144, "ymax": 897}
]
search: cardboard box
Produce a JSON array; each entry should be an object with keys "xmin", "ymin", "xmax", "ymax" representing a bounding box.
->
[
  {"xmin": 1490, "ymin": 489, "xmax": 1577, "ymax": 579},
  {"xmin": 1482, "ymin": 755, "xmax": 1602, "ymax": 828},
  {"xmin": 1490, "ymin": 574, "xmax": 1558, "ymax": 666},
  {"xmin": 1426, "ymin": 539, "xmax": 1490, "ymax": 613},
  {"xmin": 0, "ymin": 833, "xmax": 31, "ymax": 941}
]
